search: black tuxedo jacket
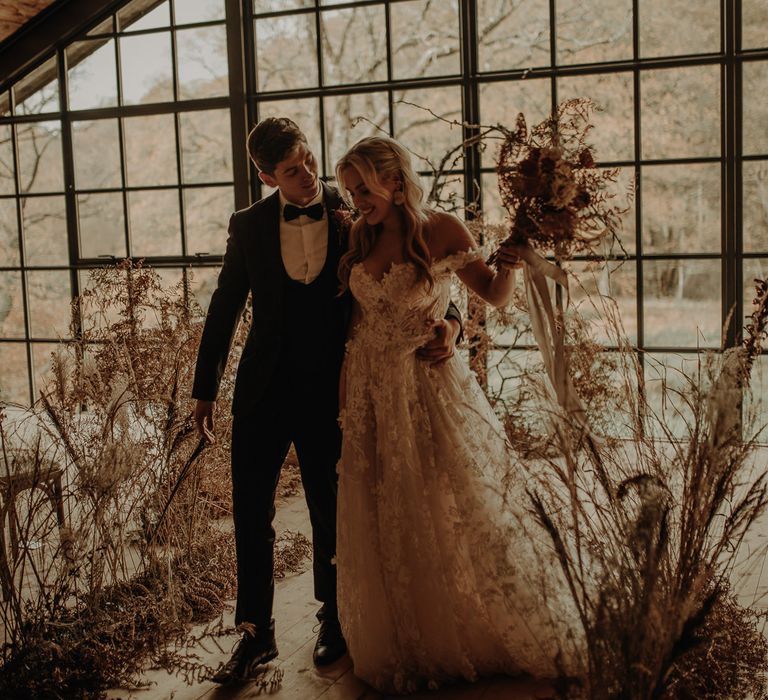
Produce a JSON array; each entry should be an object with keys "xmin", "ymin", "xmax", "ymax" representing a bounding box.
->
[{"xmin": 192, "ymin": 181, "xmax": 349, "ymax": 414}]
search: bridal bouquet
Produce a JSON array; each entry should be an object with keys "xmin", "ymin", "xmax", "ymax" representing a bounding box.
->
[
  {"xmin": 491, "ymin": 97, "xmax": 626, "ymax": 263},
  {"xmin": 490, "ymin": 99, "xmax": 630, "ymax": 430}
]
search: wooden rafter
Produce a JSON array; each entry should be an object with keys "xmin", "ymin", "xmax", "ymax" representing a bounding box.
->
[{"xmin": 0, "ymin": 0, "xmax": 58, "ymax": 44}]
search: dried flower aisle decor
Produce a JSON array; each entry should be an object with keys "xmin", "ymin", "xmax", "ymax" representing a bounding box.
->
[
  {"xmin": 0, "ymin": 263, "xmax": 304, "ymax": 698},
  {"xmin": 468, "ymin": 101, "xmax": 768, "ymax": 697},
  {"xmin": 484, "ymin": 123, "xmax": 768, "ymax": 696}
]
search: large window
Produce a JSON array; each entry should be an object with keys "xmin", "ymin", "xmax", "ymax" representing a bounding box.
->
[{"xmin": 0, "ymin": 0, "xmax": 767, "ymax": 412}]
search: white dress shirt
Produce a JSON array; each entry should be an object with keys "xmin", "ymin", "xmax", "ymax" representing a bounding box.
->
[{"xmin": 279, "ymin": 187, "xmax": 328, "ymax": 284}]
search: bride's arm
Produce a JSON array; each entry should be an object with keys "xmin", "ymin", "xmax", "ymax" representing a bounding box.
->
[{"xmin": 432, "ymin": 213, "xmax": 523, "ymax": 308}]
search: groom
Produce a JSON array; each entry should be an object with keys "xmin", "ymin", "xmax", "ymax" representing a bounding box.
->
[{"xmin": 192, "ymin": 117, "xmax": 461, "ymax": 683}]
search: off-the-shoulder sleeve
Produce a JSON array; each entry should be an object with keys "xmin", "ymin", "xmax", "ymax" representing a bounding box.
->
[{"xmin": 431, "ymin": 247, "xmax": 486, "ymax": 274}]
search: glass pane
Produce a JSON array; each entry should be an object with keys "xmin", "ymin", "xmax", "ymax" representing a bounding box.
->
[
  {"xmin": 0, "ymin": 92, "xmax": 9, "ymax": 117},
  {"xmin": 17, "ymin": 122, "xmax": 64, "ymax": 193},
  {"xmin": 128, "ymin": 189, "xmax": 182, "ymax": 256},
  {"xmin": 557, "ymin": 72, "xmax": 634, "ymax": 162},
  {"xmin": 391, "ymin": 0, "xmax": 460, "ymax": 80},
  {"xmin": 644, "ymin": 352, "xmax": 701, "ymax": 438},
  {"xmin": 477, "ymin": 0, "xmax": 550, "ymax": 72},
  {"xmin": 27, "ymin": 271, "xmax": 72, "ymax": 339},
  {"xmin": 324, "ymin": 92, "xmax": 389, "ymax": 170},
  {"xmin": 179, "ymin": 109, "xmax": 232, "ymax": 183},
  {"xmin": 119, "ymin": 33, "xmax": 173, "ymax": 104},
  {"xmin": 479, "ymin": 78, "xmax": 551, "ymax": 164},
  {"xmin": 72, "ymin": 119, "xmax": 122, "ymax": 190},
  {"xmin": 745, "ymin": 355, "xmax": 768, "ymax": 441},
  {"xmin": 743, "ymin": 1, "xmax": 768, "ymax": 50},
  {"xmin": 257, "ymin": 98, "xmax": 321, "ymax": 167},
  {"xmin": 188, "ymin": 267, "xmax": 219, "ymax": 314},
  {"xmin": 571, "ymin": 259, "xmax": 637, "ymax": 344},
  {"xmin": 744, "ymin": 259, "xmax": 768, "ymax": 321},
  {"xmin": 744, "ymin": 267, "xmax": 768, "ymax": 433},
  {"xmin": 0, "ymin": 124, "xmax": 15, "ymax": 195},
  {"xmin": 124, "ymin": 114, "xmax": 178, "ymax": 186},
  {"xmin": 641, "ymin": 65, "xmax": 720, "ymax": 159},
  {"xmin": 67, "ymin": 40, "xmax": 118, "ymax": 110},
  {"xmin": 156, "ymin": 268, "xmax": 183, "ymax": 290},
  {"xmin": 32, "ymin": 343, "xmax": 62, "ymax": 398},
  {"xmin": 77, "ymin": 193, "xmax": 126, "ymax": 258},
  {"xmin": 421, "ymin": 172, "xmax": 464, "ymax": 212},
  {"xmin": 611, "ymin": 166, "xmax": 637, "ymax": 255},
  {"xmin": 184, "ymin": 186, "xmax": 233, "ymax": 255},
  {"xmin": 743, "ymin": 61, "xmax": 768, "ymax": 156},
  {"xmin": 0, "ymin": 344, "xmax": 30, "ymax": 405},
  {"xmin": 177, "ymin": 26, "xmax": 229, "ymax": 99},
  {"xmin": 254, "ymin": 0, "xmax": 312, "ymax": 12},
  {"xmin": 255, "ymin": 14, "xmax": 318, "ymax": 91},
  {"xmin": 639, "ymin": 0, "xmax": 719, "ymax": 57},
  {"xmin": 20, "ymin": 196, "xmax": 68, "ymax": 266},
  {"xmin": 556, "ymin": 0, "xmax": 632, "ymax": 65},
  {"xmin": 321, "ymin": 6, "xmax": 387, "ymax": 85},
  {"xmin": 393, "ymin": 87, "xmax": 463, "ymax": 171},
  {"xmin": 0, "ymin": 198, "xmax": 19, "ymax": 266},
  {"xmin": 0, "ymin": 272, "xmax": 25, "ymax": 338},
  {"xmin": 744, "ymin": 160, "xmax": 768, "ymax": 252},
  {"xmin": 174, "ymin": 0, "xmax": 225, "ymax": 24},
  {"xmin": 481, "ymin": 172, "xmax": 506, "ymax": 225},
  {"xmin": 14, "ymin": 57, "xmax": 59, "ymax": 115},
  {"xmin": 641, "ymin": 163, "xmax": 721, "ymax": 254},
  {"xmin": 643, "ymin": 259, "xmax": 721, "ymax": 348},
  {"xmin": 78, "ymin": 268, "xmax": 127, "ymax": 331},
  {"xmin": 119, "ymin": 0, "xmax": 170, "ymax": 31}
]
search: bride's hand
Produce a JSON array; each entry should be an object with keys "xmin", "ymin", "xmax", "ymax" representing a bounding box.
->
[
  {"xmin": 495, "ymin": 243, "xmax": 525, "ymax": 272},
  {"xmin": 416, "ymin": 318, "xmax": 460, "ymax": 365}
]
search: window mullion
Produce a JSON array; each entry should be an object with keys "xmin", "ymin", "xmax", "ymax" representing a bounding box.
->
[
  {"xmin": 722, "ymin": 0, "xmax": 741, "ymax": 351},
  {"xmin": 58, "ymin": 47, "xmax": 82, "ymax": 321},
  {"xmin": 226, "ymin": 0, "xmax": 250, "ymax": 211}
]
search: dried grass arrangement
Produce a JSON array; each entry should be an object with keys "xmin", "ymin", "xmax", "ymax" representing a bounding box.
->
[
  {"xmin": 418, "ymin": 100, "xmax": 768, "ymax": 697},
  {"xmin": 510, "ymin": 285, "xmax": 768, "ymax": 699},
  {"xmin": 0, "ymin": 263, "xmax": 308, "ymax": 698}
]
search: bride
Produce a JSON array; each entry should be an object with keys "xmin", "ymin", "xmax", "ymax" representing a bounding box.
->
[{"xmin": 334, "ymin": 136, "xmax": 583, "ymax": 694}]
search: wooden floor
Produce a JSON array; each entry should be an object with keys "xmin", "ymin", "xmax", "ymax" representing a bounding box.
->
[
  {"xmin": 105, "ymin": 494, "xmax": 557, "ymax": 700},
  {"xmin": 105, "ymin": 478, "xmax": 768, "ymax": 700}
]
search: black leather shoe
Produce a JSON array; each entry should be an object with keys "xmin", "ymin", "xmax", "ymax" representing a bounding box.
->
[
  {"xmin": 313, "ymin": 617, "xmax": 347, "ymax": 666},
  {"xmin": 211, "ymin": 622, "xmax": 278, "ymax": 684}
]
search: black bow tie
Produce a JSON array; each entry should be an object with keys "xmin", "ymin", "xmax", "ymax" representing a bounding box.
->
[{"xmin": 284, "ymin": 202, "xmax": 324, "ymax": 222}]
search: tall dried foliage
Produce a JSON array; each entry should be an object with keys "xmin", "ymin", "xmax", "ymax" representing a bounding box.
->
[{"xmin": 0, "ymin": 263, "xmax": 244, "ymax": 698}]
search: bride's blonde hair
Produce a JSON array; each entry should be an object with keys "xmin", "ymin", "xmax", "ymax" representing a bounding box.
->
[{"xmin": 336, "ymin": 136, "xmax": 434, "ymax": 294}]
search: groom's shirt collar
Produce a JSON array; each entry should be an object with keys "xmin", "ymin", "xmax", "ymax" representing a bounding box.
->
[
  {"xmin": 278, "ymin": 185, "xmax": 328, "ymax": 285},
  {"xmin": 278, "ymin": 185, "xmax": 323, "ymax": 214}
]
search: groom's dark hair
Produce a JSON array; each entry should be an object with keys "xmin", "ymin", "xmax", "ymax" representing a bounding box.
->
[{"xmin": 247, "ymin": 117, "xmax": 308, "ymax": 174}]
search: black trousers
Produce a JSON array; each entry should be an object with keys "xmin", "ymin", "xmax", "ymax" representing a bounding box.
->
[{"xmin": 230, "ymin": 368, "xmax": 341, "ymax": 628}]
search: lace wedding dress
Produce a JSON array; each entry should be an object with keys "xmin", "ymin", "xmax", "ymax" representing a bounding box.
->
[{"xmin": 336, "ymin": 249, "xmax": 583, "ymax": 694}]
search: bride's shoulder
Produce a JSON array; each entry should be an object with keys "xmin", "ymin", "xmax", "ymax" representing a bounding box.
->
[{"xmin": 424, "ymin": 210, "xmax": 477, "ymax": 260}]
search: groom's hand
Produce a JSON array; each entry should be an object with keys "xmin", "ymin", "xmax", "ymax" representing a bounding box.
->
[
  {"xmin": 194, "ymin": 399, "xmax": 216, "ymax": 444},
  {"xmin": 416, "ymin": 318, "xmax": 460, "ymax": 365}
]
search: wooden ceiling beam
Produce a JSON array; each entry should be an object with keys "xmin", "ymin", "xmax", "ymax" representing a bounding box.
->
[{"xmin": 0, "ymin": 1, "xmax": 58, "ymax": 43}]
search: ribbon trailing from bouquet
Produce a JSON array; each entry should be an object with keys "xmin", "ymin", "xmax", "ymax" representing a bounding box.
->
[{"xmin": 517, "ymin": 246, "xmax": 589, "ymax": 430}]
